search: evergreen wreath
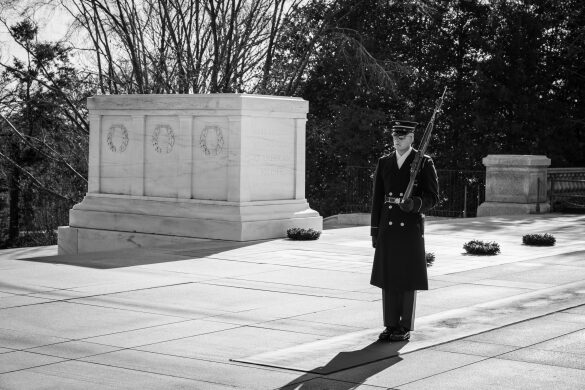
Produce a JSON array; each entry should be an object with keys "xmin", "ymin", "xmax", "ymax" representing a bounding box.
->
[
  {"xmin": 522, "ymin": 233, "xmax": 556, "ymax": 246},
  {"xmin": 106, "ymin": 124, "xmax": 129, "ymax": 153},
  {"xmin": 200, "ymin": 126, "xmax": 224, "ymax": 156},
  {"xmin": 287, "ymin": 228, "xmax": 321, "ymax": 241},
  {"xmin": 152, "ymin": 124, "xmax": 175, "ymax": 154},
  {"xmin": 425, "ymin": 252, "xmax": 435, "ymax": 267},
  {"xmin": 463, "ymin": 240, "xmax": 500, "ymax": 255}
]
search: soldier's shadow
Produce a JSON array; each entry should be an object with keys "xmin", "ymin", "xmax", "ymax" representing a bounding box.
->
[{"xmin": 279, "ymin": 340, "xmax": 408, "ymax": 389}]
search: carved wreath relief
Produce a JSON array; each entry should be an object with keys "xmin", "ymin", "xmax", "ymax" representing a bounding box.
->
[
  {"xmin": 106, "ymin": 124, "xmax": 129, "ymax": 153},
  {"xmin": 200, "ymin": 125, "xmax": 224, "ymax": 156},
  {"xmin": 152, "ymin": 124, "xmax": 175, "ymax": 154}
]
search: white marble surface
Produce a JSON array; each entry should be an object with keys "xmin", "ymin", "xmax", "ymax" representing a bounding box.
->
[
  {"xmin": 99, "ymin": 115, "xmax": 137, "ymax": 195},
  {"xmin": 60, "ymin": 94, "xmax": 322, "ymax": 253},
  {"xmin": 243, "ymin": 116, "xmax": 296, "ymax": 201},
  {"xmin": 71, "ymin": 194, "xmax": 317, "ymax": 220},
  {"xmin": 478, "ymin": 154, "xmax": 550, "ymax": 217},
  {"xmin": 60, "ymin": 227, "xmax": 210, "ymax": 254},
  {"xmin": 482, "ymin": 154, "xmax": 550, "ymax": 203},
  {"xmin": 143, "ymin": 115, "xmax": 184, "ymax": 198},
  {"xmin": 476, "ymin": 202, "xmax": 550, "ymax": 217},
  {"xmin": 192, "ymin": 116, "xmax": 229, "ymax": 200},
  {"xmin": 89, "ymin": 94, "xmax": 308, "ymax": 201},
  {"xmin": 60, "ymin": 210, "xmax": 322, "ymax": 253},
  {"xmin": 67, "ymin": 198, "xmax": 321, "ymax": 243},
  {"xmin": 482, "ymin": 155, "xmax": 551, "ymax": 167},
  {"xmin": 87, "ymin": 93, "xmax": 309, "ymax": 116},
  {"xmin": 57, "ymin": 226, "xmax": 77, "ymax": 255}
]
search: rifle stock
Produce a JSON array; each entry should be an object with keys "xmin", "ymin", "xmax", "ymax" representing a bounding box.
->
[{"xmin": 402, "ymin": 87, "xmax": 447, "ymax": 202}]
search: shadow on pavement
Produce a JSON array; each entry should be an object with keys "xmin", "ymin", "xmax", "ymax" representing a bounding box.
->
[
  {"xmin": 427, "ymin": 214, "xmax": 585, "ymax": 234},
  {"xmin": 278, "ymin": 340, "xmax": 407, "ymax": 389},
  {"xmin": 15, "ymin": 240, "xmax": 266, "ymax": 269}
]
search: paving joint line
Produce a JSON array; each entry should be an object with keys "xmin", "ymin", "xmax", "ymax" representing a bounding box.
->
[
  {"xmin": 226, "ymin": 276, "xmax": 370, "ymax": 293},
  {"xmin": 392, "ymin": 302, "xmax": 585, "ymax": 366},
  {"xmin": 66, "ymin": 358, "xmax": 235, "ymax": 388},
  {"xmin": 202, "ymin": 306, "xmax": 357, "ymax": 329},
  {"xmin": 59, "ymin": 299, "xmax": 229, "ymax": 320},
  {"xmin": 237, "ymin": 290, "xmax": 585, "ymax": 377},
  {"xmin": 208, "ymin": 256, "xmax": 373, "ymax": 271},
  {"xmin": 0, "ymin": 359, "xmax": 75, "ymax": 376},
  {"xmin": 1, "ymin": 281, "xmax": 203, "ymax": 310},
  {"xmin": 199, "ymin": 280, "xmax": 370, "ymax": 301},
  {"xmin": 13, "ymin": 318, "xmax": 210, "ymax": 352},
  {"xmin": 393, "ymin": 309, "xmax": 585, "ymax": 387},
  {"xmin": 13, "ymin": 328, "xmax": 245, "ymax": 366},
  {"xmin": 4, "ymin": 327, "xmax": 286, "ymax": 378},
  {"xmin": 440, "ymin": 256, "xmax": 584, "ymax": 277}
]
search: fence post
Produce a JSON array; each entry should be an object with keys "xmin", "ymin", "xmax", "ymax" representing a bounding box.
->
[
  {"xmin": 550, "ymin": 177, "xmax": 555, "ymax": 212},
  {"xmin": 463, "ymin": 185, "xmax": 468, "ymax": 218},
  {"xmin": 477, "ymin": 183, "xmax": 481, "ymax": 213},
  {"xmin": 536, "ymin": 178, "xmax": 541, "ymax": 213}
]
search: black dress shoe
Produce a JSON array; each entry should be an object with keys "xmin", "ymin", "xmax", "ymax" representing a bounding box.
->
[
  {"xmin": 390, "ymin": 327, "xmax": 410, "ymax": 341},
  {"xmin": 378, "ymin": 327, "xmax": 396, "ymax": 341}
]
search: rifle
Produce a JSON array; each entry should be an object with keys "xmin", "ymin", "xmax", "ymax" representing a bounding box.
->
[{"xmin": 401, "ymin": 87, "xmax": 447, "ymax": 203}]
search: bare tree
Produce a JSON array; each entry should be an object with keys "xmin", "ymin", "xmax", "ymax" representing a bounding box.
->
[{"xmin": 1, "ymin": 0, "xmax": 403, "ymax": 95}]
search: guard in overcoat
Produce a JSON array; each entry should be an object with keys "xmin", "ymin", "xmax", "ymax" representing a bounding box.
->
[{"xmin": 371, "ymin": 120, "xmax": 439, "ymax": 342}]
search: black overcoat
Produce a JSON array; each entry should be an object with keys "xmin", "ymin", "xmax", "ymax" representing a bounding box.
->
[{"xmin": 370, "ymin": 149, "xmax": 439, "ymax": 291}]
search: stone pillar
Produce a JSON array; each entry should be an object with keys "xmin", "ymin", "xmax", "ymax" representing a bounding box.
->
[
  {"xmin": 58, "ymin": 94, "xmax": 322, "ymax": 255},
  {"xmin": 477, "ymin": 154, "xmax": 551, "ymax": 217}
]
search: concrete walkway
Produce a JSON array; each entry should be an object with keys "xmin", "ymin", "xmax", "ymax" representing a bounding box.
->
[{"xmin": 1, "ymin": 214, "xmax": 584, "ymax": 389}]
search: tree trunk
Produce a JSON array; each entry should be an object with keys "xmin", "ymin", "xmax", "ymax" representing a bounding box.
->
[{"xmin": 6, "ymin": 143, "xmax": 20, "ymax": 246}]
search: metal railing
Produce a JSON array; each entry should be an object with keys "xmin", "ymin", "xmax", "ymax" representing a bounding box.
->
[
  {"xmin": 431, "ymin": 169, "xmax": 485, "ymax": 218},
  {"xmin": 344, "ymin": 165, "xmax": 376, "ymax": 213},
  {"xmin": 343, "ymin": 166, "xmax": 486, "ymax": 218},
  {"xmin": 548, "ymin": 168, "xmax": 585, "ymax": 212}
]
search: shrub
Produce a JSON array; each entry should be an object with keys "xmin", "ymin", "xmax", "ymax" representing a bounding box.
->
[
  {"xmin": 463, "ymin": 240, "xmax": 500, "ymax": 255},
  {"xmin": 522, "ymin": 233, "xmax": 556, "ymax": 246},
  {"xmin": 287, "ymin": 228, "xmax": 321, "ymax": 240},
  {"xmin": 425, "ymin": 252, "xmax": 435, "ymax": 267}
]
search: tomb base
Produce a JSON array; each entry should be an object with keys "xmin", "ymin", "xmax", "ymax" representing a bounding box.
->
[
  {"xmin": 58, "ymin": 194, "xmax": 322, "ymax": 254},
  {"xmin": 476, "ymin": 201, "xmax": 550, "ymax": 217}
]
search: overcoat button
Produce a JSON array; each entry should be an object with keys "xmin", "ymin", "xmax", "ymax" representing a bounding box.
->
[
  {"xmin": 389, "ymin": 205, "xmax": 393, "ymax": 209},
  {"xmin": 399, "ymin": 193, "xmax": 404, "ymax": 196},
  {"xmin": 389, "ymin": 192, "xmax": 393, "ymax": 196},
  {"xmin": 400, "ymin": 222, "xmax": 405, "ymax": 226},
  {"xmin": 389, "ymin": 221, "xmax": 393, "ymax": 226}
]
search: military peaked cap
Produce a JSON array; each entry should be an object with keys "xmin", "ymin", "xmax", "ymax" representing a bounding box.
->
[{"xmin": 391, "ymin": 120, "xmax": 418, "ymax": 136}]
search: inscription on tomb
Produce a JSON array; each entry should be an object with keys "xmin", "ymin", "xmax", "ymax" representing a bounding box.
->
[
  {"xmin": 248, "ymin": 152, "xmax": 293, "ymax": 163},
  {"xmin": 259, "ymin": 166, "xmax": 290, "ymax": 176},
  {"xmin": 106, "ymin": 124, "xmax": 129, "ymax": 153},
  {"xmin": 152, "ymin": 124, "xmax": 175, "ymax": 154}
]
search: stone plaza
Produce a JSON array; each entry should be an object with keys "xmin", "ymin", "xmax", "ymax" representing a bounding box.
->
[{"xmin": 1, "ymin": 213, "xmax": 585, "ymax": 389}]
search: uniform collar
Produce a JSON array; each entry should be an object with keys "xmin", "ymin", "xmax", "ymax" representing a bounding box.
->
[
  {"xmin": 396, "ymin": 147, "xmax": 413, "ymax": 168},
  {"xmin": 395, "ymin": 146, "xmax": 413, "ymax": 159}
]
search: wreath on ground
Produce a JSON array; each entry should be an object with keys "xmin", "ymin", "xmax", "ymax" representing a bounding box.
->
[
  {"xmin": 522, "ymin": 233, "xmax": 556, "ymax": 246},
  {"xmin": 463, "ymin": 240, "xmax": 501, "ymax": 255},
  {"xmin": 287, "ymin": 228, "xmax": 321, "ymax": 241}
]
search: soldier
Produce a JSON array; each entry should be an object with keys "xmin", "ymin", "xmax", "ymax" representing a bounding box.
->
[{"xmin": 371, "ymin": 120, "xmax": 439, "ymax": 342}]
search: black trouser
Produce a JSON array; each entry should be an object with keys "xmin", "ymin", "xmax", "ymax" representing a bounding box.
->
[{"xmin": 382, "ymin": 289, "xmax": 417, "ymax": 330}]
